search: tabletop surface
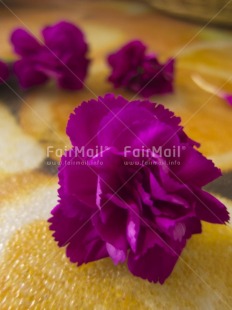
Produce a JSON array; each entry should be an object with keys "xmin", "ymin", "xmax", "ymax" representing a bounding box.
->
[{"xmin": 0, "ymin": 1, "xmax": 232, "ymax": 309}]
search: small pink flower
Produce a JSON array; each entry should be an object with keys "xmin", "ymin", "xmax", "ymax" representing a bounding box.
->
[
  {"xmin": 11, "ymin": 21, "xmax": 90, "ymax": 90},
  {"xmin": 107, "ymin": 40, "xmax": 175, "ymax": 97}
]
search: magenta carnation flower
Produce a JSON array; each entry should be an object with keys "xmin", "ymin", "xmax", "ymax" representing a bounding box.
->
[
  {"xmin": 0, "ymin": 60, "xmax": 9, "ymax": 84},
  {"xmin": 224, "ymin": 94, "xmax": 232, "ymax": 106},
  {"xmin": 49, "ymin": 94, "xmax": 229, "ymax": 283},
  {"xmin": 107, "ymin": 40, "xmax": 175, "ymax": 97},
  {"xmin": 11, "ymin": 21, "xmax": 90, "ymax": 90}
]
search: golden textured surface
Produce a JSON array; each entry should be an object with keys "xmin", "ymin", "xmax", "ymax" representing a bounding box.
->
[
  {"xmin": 0, "ymin": 0, "xmax": 232, "ymax": 308},
  {"xmin": 0, "ymin": 218, "xmax": 232, "ymax": 309}
]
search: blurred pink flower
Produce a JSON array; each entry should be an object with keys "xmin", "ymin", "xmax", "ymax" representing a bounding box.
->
[
  {"xmin": 108, "ymin": 40, "xmax": 175, "ymax": 97},
  {"xmin": 11, "ymin": 21, "xmax": 90, "ymax": 90}
]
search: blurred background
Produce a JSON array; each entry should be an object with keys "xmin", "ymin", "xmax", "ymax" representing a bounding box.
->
[{"xmin": 1, "ymin": 0, "xmax": 232, "ymax": 25}]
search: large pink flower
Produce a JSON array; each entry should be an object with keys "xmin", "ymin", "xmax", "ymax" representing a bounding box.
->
[{"xmin": 49, "ymin": 94, "xmax": 229, "ymax": 283}]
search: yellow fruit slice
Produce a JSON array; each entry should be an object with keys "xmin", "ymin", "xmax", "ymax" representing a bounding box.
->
[
  {"xmin": 0, "ymin": 201, "xmax": 231, "ymax": 309},
  {"xmin": 157, "ymin": 42, "xmax": 232, "ymax": 171}
]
